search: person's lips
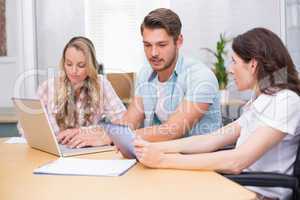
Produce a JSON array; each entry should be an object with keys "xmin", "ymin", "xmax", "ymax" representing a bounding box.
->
[
  {"xmin": 150, "ymin": 58, "xmax": 163, "ymax": 65},
  {"xmin": 69, "ymin": 75, "xmax": 79, "ymax": 80}
]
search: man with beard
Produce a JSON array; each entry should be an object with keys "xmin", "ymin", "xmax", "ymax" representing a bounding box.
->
[{"xmin": 121, "ymin": 8, "xmax": 221, "ymax": 142}]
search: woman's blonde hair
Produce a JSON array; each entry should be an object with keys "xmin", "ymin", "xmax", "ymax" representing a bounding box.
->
[{"xmin": 54, "ymin": 36, "xmax": 101, "ymax": 130}]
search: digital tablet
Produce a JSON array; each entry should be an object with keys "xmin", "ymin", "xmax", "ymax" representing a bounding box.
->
[{"xmin": 102, "ymin": 122, "xmax": 136, "ymax": 159}]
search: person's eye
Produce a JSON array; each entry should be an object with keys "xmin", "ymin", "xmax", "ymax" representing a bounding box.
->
[
  {"xmin": 159, "ymin": 44, "xmax": 167, "ymax": 47},
  {"xmin": 231, "ymin": 58, "xmax": 236, "ymax": 64},
  {"xmin": 66, "ymin": 63, "xmax": 72, "ymax": 67},
  {"xmin": 78, "ymin": 64, "xmax": 86, "ymax": 68},
  {"xmin": 144, "ymin": 44, "xmax": 151, "ymax": 48}
]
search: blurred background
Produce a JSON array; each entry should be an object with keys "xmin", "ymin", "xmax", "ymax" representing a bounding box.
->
[{"xmin": 0, "ymin": 0, "xmax": 299, "ymax": 136}]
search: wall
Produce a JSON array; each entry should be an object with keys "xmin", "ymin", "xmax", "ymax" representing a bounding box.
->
[
  {"xmin": 170, "ymin": 0, "xmax": 281, "ymax": 99},
  {"xmin": 0, "ymin": 0, "xmax": 20, "ymax": 107},
  {"xmin": 85, "ymin": 0, "xmax": 170, "ymax": 73},
  {"xmin": 34, "ymin": 0, "xmax": 284, "ymax": 89},
  {"xmin": 171, "ymin": 0, "xmax": 281, "ymax": 65},
  {"xmin": 0, "ymin": 0, "xmax": 289, "ymax": 107},
  {"xmin": 36, "ymin": 0, "xmax": 85, "ymax": 83},
  {"xmin": 0, "ymin": 0, "xmax": 38, "ymax": 107},
  {"xmin": 286, "ymin": 0, "xmax": 300, "ymax": 71}
]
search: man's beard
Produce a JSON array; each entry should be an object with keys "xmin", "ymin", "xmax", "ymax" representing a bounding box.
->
[{"xmin": 151, "ymin": 52, "xmax": 177, "ymax": 72}]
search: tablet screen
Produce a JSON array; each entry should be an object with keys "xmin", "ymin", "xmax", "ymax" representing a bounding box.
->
[{"xmin": 102, "ymin": 123, "xmax": 136, "ymax": 159}]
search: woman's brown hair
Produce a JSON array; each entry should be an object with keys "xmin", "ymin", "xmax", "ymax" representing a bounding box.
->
[{"xmin": 232, "ymin": 27, "xmax": 300, "ymax": 96}]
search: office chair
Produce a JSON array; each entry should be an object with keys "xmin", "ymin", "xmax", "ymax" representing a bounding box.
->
[
  {"xmin": 224, "ymin": 142, "xmax": 300, "ymax": 200},
  {"xmin": 105, "ymin": 72, "xmax": 135, "ymax": 106}
]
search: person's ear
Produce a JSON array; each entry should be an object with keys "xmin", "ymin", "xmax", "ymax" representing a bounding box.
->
[
  {"xmin": 176, "ymin": 34, "xmax": 183, "ymax": 48},
  {"xmin": 250, "ymin": 59, "xmax": 258, "ymax": 75}
]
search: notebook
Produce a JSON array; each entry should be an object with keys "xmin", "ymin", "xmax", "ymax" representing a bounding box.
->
[{"xmin": 33, "ymin": 157, "xmax": 137, "ymax": 176}]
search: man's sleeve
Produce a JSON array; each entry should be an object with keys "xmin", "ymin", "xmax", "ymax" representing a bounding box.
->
[{"xmin": 185, "ymin": 65, "xmax": 219, "ymax": 104}]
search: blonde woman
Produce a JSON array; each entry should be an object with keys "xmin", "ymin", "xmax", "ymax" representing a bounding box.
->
[{"xmin": 36, "ymin": 36, "xmax": 126, "ymax": 148}]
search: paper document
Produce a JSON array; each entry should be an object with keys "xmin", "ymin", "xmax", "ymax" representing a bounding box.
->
[
  {"xmin": 33, "ymin": 157, "xmax": 136, "ymax": 176},
  {"xmin": 5, "ymin": 137, "xmax": 27, "ymax": 144}
]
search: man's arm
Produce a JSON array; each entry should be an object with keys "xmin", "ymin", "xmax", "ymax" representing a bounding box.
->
[
  {"xmin": 118, "ymin": 96, "xmax": 145, "ymax": 130},
  {"xmin": 135, "ymin": 99, "xmax": 210, "ymax": 142}
]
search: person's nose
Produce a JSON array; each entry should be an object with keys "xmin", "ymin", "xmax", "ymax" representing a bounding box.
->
[
  {"xmin": 228, "ymin": 64, "xmax": 234, "ymax": 75},
  {"xmin": 151, "ymin": 46, "xmax": 158, "ymax": 57},
  {"xmin": 71, "ymin": 65, "xmax": 77, "ymax": 74}
]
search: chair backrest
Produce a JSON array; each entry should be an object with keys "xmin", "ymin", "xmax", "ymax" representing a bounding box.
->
[
  {"xmin": 291, "ymin": 139, "xmax": 300, "ymax": 200},
  {"xmin": 293, "ymin": 139, "xmax": 300, "ymax": 180},
  {"xmin": 105, "ymin": 72, "xmax": 135, "ymax": 104}
]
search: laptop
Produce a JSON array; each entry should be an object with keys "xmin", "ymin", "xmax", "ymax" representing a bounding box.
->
[
  {"xmin": 101, "ymin": 122, "xmax": 136, "ymax": 159},
  {"xmin": 12, "ymin": 98, "xmax": 114, "ymax": 157}
]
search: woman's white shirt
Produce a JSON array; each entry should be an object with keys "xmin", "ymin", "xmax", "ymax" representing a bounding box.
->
[{"xmin": 237, "ymin": 89, "xmax": 300, "ymax": 200}]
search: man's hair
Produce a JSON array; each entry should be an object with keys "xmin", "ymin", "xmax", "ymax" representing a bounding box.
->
[{"xmin": 140, "ymin": 8, "xmax": 182, "ymax": 41}]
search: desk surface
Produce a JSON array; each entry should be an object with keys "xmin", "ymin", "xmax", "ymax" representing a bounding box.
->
[
  {"xmin": 0, "ymin": 139, "xmax": 256, "ymax": 200},
  {"xmin": 221, "ymin": 98, "xmax": 246, "ymax": 106}
]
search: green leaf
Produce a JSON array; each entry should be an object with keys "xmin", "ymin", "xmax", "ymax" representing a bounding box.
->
[{"xmin": 207, "ymin": 32, "xmax": 230, "ymax": 89}]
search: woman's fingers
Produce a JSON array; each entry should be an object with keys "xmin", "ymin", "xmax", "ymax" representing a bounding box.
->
[
  {"xmin": 58, "ymin": 129, "xmax": 79, "ymax": 144},
  {"xmin": 57, "ymin": 131, "xmax": 69, "ymax": 143},
  {"xmin": 113, "ymin": 146, "xmax": 120, "ymax": 153},
  {"xmin": 136, "ymin": 152, "xmax": 142, "ymax": 160},
  {"xmin": 133, "ymin": 137, "xmax": 148, "ymax": 148},
  {"xmin": 65, "ymin": 132, "xmax": 80, "ymax": 145},
  {"xmin": 67, "ymin": 133, "xmax": 83, "ymax": 147},
  {"xmin": 76, "ymin": 141, "xmax": 87, "ymax": 148},
  {"xmin": 134, "ymin": 147, "xmax": 143, "ymax": 155},
  {"xmin": 68, "ymin": 135, "xmax": 88, "ymax": 148},
  {"xmin": 68, "ymin": 139, "xmax": 81, "ymax": 148}
]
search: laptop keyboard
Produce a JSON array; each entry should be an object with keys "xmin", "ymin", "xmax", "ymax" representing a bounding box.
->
[{"xmin": 58, "ymin": 144, "xmax": 108, "ymax": 154}]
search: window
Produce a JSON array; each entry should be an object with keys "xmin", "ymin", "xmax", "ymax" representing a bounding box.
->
[
  {"xmin": 285, "ymin": 0, "xmax": 300, "ymax": 71},
  {"xmin": 85, "ymin": 0, "xmax": 169, "ymax": 73},
  {"xmin": 0, "ymin": 0, "xmax": 7, "ymax": 56}
]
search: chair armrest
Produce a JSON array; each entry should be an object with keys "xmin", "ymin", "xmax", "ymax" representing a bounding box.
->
[{"xmin": 224, "ymin": 172, "xmax": 298, "ymax": 189}]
